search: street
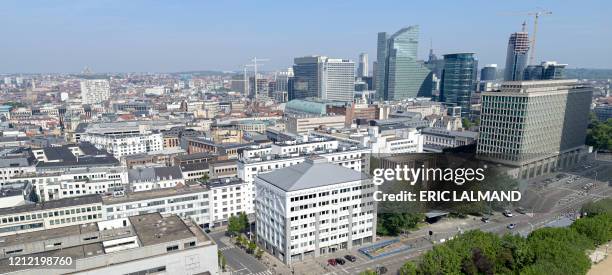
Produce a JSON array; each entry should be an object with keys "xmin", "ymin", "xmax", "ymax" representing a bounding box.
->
[{"xmin": 214, "ymin": 157, "xmax": 611, "ymax": 275}]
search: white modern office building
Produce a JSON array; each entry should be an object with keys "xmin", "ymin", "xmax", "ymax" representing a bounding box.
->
[
  {"xmin": 238, "ymin": 140, "xmax": 369, "ymax": 215},
  {"xmin": 4, "ymin": 167, "xmax": 128, "ymax": 201},
  {"xmin": 0, "ymin": 194, "xmax": 104, "ymax": 236},
  {"xmin": 80, "ymin": 131, "xmax": 164, "ymax": 159},
  {"xmin": 103, "ymin": 182, "xmax": 212, "ymax": 227},
  {"xmin": 255, "ymin": 158, "xmax": 376, "ymax": 265},
  {"xmin": 80, "ymin": 79, "xmax": 111, "ymax": 104}
]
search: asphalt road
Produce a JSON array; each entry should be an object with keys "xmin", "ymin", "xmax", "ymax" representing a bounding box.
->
[
  {"xmin": 209, "ymin": 231, "xmax": 271, "ymax": 275},
  {"xmin": 211, "ymin": 158, "xmax": 611, "ymax": 275},
  {"xmin": 318, "ymin": 158, "xmax": 612, "ymax": 275}
]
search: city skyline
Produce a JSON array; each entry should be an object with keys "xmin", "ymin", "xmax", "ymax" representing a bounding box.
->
[{"xmin": 1, "ymin": 0, "xmax": 611, "ymax": 73}]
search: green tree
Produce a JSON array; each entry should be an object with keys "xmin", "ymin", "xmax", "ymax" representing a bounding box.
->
[
  {"xmin": 398, "ymin": 261, "xmax": 417, "ymax": 275},
  {"xmin": 376, "ymin": 213, "xmax": 423, "ymax": 236},
  {"xmin": 241, "ymin": 237, "xmax": 249, "ymax": 249},
  {"xmin": 412, "ymin": 214, "xmax": 606, "ymax": 275},
  {"xmin": 228, "ymin": 212, "xmax": 249, "ymax": 235},
  {"xmin": 527, "ymin": 227, "xmax": 594, "ymax": 252},
  {"xmin": 581, "ymin": 198, "xmax": 612, "ymax": 216},
  {"xmin": 247, "ymin": 241, "xmax": 257, "ymax": 254},
  {"xmin": 527, "ymin": 233, "xmax": 592, "ymax": 275},
  {"xmin": 571, "ymin": 213, "xmax": 612, "ymax": 245},
  {"xmin": 235, "ymin": 235, "xmax": 244, "ymax": 247},
  {"xmin": 200, "ymin": 173, "xmax": 209, "ymax": 183},
  {"xmin": 586, "ymin": 118, "xmax": 612, "ymax": 150},
  {"xmin": 238, "ymin": 212, "xmax": 250, "ymax": 232},
  {"xmin": 227, "ymin": 215, "xmax": 243, "ymax": 235},
  {"xmin": 499, "ymin": 234, "xmax": 534, "ymax": 271},
  {"xmin": 419, "ymin": 244, "xmax": 463, "ymax": 274},
  {"xmin": 462, "ymin": 118, "xmax": 473, "ymax": 129}
]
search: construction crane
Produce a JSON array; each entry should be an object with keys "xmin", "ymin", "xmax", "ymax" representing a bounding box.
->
[
  {"xmin": 245, "ymin": 57, "xmax": 269, "ymax": 99},
  {"xmin": 503, "ymin": 9, "xmax": 552, "ymax": 65}
]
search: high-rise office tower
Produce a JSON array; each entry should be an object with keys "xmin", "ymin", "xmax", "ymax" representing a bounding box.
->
[
  {"xmin": 272, "ymin": 68, "xmax": 293, "ymax": 102},
  {"xmin": 274, "ymin": 68, "xmax": 293, "ymax": 93},
  {"xmin": 372, "ymin": 61, "xmax": 378, "ymax": 90},
  {"xmin": 357, "ymin": 53, "xmax": 369, "ymax": 77},
  {"xmin": 477, "ymin": 80, "xmax": 592, "ymax": 179},
  {"xmin": 523, "ymin": 61, "xmax": 567, "ymax": 80},
  {"xmin": 289, "ymin": 56, "xmax": 355, "ymax": 102},
  {"xmin": 440, "ymin": 53, "xmax": 478, "ymax": 117},
  {"xmin": 249, "ymin": 76, "xmax": 269, "ymax": 99},
  {"xmin": 504, "ymin": 30, "xmax": 530, "ymax": 81},
  {"xmin": 480, "ymin": 64, "xmax": 497, "ymax": 81},
  {"xmin": 230, "ymin": 74, "xmax": 247, "ymax": 94},
  {"xmin": 376, "ymin": 26, "xmax": 433, "ymax": 100},
  {"xmin": 80, "ymin": 79, "xmax": 110, "ymax": 104},
  {"xmin": 479, "ymin": 64, "xmax": 498, "ymax": 92}
]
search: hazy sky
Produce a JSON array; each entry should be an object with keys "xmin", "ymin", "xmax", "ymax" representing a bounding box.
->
[{"xmin": 1, "ymin": 0, "xmax": 611, "ymax": 73}]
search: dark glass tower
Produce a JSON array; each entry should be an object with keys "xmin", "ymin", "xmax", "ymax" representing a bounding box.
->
[
  {"xmin": 523, "ymin": 61, "xmax": 567, "ymax": 80},
  {"xmin": 440, "ymin": 53, "xmax": 478, "ymax": 118},
  {"xmin": 480, "ymin": 64, "xmax": 497, "ymax": 81}
]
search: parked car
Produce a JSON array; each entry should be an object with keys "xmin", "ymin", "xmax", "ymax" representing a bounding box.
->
[
  {"xmin": 481, "ymin": 217, "xmax": 490, "ymax": 223},
  {"xmin": 327, "ymin": 259, "xmax": 337, "ymax": 266},
  {"xmin": 503, "ymin": 210, "xmax": 513, "ymax": 217},
  {"xmin": 335, "ymin": 258, "xmax": 346, "ymax": 265},
  {"xmin": 515, "ymin": 207, "xmax": 526, "ymax": 215},
  {"xmin": 376, "ymin": 266, "xmax": 388, "ymax": 274},
  {"xmin": 344, "ymin": 255, "xmax": 357, "ymax": 262},
  {"xmin": 507, "ymin": 223, "xmax": 516, "ymax": 229},
  {"xmin": 204, "ymin": 229, "xmax": 211, "ymax": 233}
]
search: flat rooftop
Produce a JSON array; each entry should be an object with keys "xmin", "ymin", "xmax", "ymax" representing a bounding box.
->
[
  {"xmin": 0, "ymin": 194, "xmax": 102, "ymax": 216},
  {"xmin": 103, "ymin": 182, "xmax": 208, "ymax": 205},
  {"xmin": 0, "ymin": 222, "xmax": 99, "ymax": 247},
  {"xmin": 0, "ymin": 213, "xmax": 211, "ymax": 274},
  {"xmin": 128, "ymin": 213, "xmax": 199, "ymax": 246}
]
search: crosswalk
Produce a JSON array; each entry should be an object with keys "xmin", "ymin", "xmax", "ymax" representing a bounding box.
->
[
  {"xmin": 250, "ymin": 271, "xmax": 272, "ymax": 275},
  {"xmin": 218, "ymin": 245, "xmax": 236, "ymax": 251}
]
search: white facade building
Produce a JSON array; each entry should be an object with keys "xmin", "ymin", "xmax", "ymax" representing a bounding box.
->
[
  {"xmin": 127, "ymin": 166, "xmax": 185, "ymax": 192},
  {"xmin": 0, "ymin": 213, "xmax": 219, "ymax": 275},
  {"xmin": 238, "ymin": 141, "xmax": 369, "ymax": 215},
  {"xmin": 255, "ymin": 158, "xmax": 376, "ymax": 264},
  {"xmin": 361, "ymin": 126, "xmax": 423, "ymax": 154},
  {"xmin": 80, "ymin": 131, "xmax": 164, "ymax": 159},
  {"xmin": 103, "ymin": 182, "xmax": 212, "ymax": 227},
  {"xmin": 4, "ymin": 167, "xmax": 127, "ymax": 201},
  {"xmin": 80, "ymin": 79, "xmax": 110, "ymax": 104},
  {"xmin": 0, "ymin": 194, "xmax": 104, "ymax": 236},
  {"xmin": 0, "ymin": 158, "xmax": 35, "ymax": 181}
]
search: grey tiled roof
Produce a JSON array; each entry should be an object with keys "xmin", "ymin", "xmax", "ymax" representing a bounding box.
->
[
  {"xmin": 258, "ymin": 158, "xmax": 367, "ymax": 192},
  {"xmin": 128, "ymin": 166, "xmax": 183, "ymax": 183}
]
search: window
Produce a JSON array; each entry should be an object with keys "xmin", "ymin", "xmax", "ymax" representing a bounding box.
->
[{"xmin": 166, "ymin": 245, "xmax": 179, "ymax": 252}]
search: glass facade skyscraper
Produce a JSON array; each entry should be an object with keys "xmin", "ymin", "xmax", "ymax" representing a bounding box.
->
[
  {"xmin": 480, "ymin": 64, "xmax": 497, "ymax": 81},
  {"xmin": 523, "ymin": 61, "xmax": 567, "ymax": 81},
  {"xmin": 289, "ymin": 56, "xmax": 325, "ymax": 101},
  {"xmin": 440, "ymin": 53, "xmax": 478, "ymax": 118},
  {"xmin": 288, "ymin": 56, "xmax": 355, "ymax": 102},
  {"xmin": 376, "ymin": 26, "xmax": 432, "ymax": 100}
]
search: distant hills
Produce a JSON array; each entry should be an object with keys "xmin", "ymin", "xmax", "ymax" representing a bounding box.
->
[{"xmin": 565, "ymin": 68, "xmax": 612, "ymax": 80}]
